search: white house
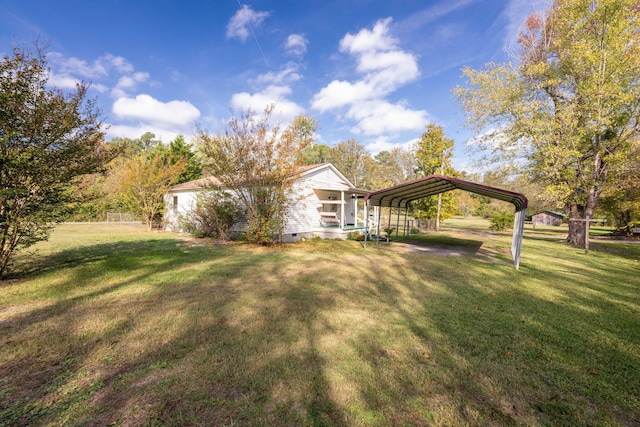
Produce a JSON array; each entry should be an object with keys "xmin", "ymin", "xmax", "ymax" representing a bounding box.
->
[{"xmin": 164, "ymin": 163, "xmax": 370, "ymax": 241}]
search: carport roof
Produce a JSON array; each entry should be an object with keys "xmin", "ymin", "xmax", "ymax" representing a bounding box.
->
[{"xmin": 366, "ymin": 174, "xmax": 528, "ymax": 210}]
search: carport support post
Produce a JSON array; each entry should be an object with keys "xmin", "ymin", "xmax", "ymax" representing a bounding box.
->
[
  {"xmin": 395, "ymin": 207, "xmax": 401, "ymax": 240},
  {"xmin": 511, "ymin": 207, "xmax": 526, "ymax": 269},
  {"xmin": 376, "ymin": 205, "xmax": 382, "ymax": 247},
  {"xmin": 364, "ymin": 200, "xmax": 369, "ymax": 248},
  {"xmin": 386, "ymin": 207, "xmax": 392, "ymax": 242},
  {"xmin": 402, "ymin": 207, "xmax": 408, "ymax": 238}
]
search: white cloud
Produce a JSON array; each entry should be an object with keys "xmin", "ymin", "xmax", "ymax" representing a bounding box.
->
[
  {"xmin": 230, "ymin": 85, "xmax": 305, "ymax": 123},
  {"xmin": 226, "ymin": 5, "xmax": 270, "ymax": 41},
  {"xmin": 112, "ymin": 94, "xmax": 201, "ymax": 128},
  {"xmin": 339, "ymin": 18, "xmax": 397, "ymax": 54},
  {"xmin": 91, "ymin": 83, "xmax": 109, "ymax": 93},
  {"xmin": 364, "ymin": 135, "xmax": 419, "ymax": 155},
  {"xmin": 111, "ymin": 72, "xmax": 150, "ymax": 98},
  {"xmin": 47, "ymin": 71, "xmax": 80, "ymax": 89},
  {"xmin": 347, "ymin": 100, "xmax": 428, "ymax": 136},
  {"xmin": 48, "ymin": 52, "xmax": 134, "ymax": 78},
  {"xmin": 311, "ymin": 18, "xmax": 425, "ymax": 139},
  {"xmin": 312, "ymin": 80, "xmax": 380, "ymax": 112},
  {"xmin": 285, "ymin": 34, "xmax": 308, "ymax": 57},
  {"xmin": 253, "ymin": 63, "xmax": 302, "ymax": 85},
  {"xmin": 101, "ymin": 53, "xmax": 134, "ymax": 74}
]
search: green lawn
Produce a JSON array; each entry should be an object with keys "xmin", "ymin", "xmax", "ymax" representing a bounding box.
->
[{"xmin": 1, "ymin": 221, "xmax": 638, "ymax": 426}]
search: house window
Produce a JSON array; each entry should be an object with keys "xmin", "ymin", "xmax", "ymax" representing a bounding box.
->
[{"xmin": 173, "ymin": 196, "xmax": 178, "ymax": 212}]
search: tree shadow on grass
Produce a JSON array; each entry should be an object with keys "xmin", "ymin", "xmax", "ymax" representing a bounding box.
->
[
  {"xmin": 341, "ymin": 249, "xmax": 640, "ymax": 426},
  {"xmin": 1, "ymin": 234, "xmax": 638, "ymax": 426},
  {"xmin": 0, "ymin": 237, "xmax": 347, "ymax": 426},
  {"xmin": 3, "ymin": 238, "xmax": 180, "ymax": 281}
]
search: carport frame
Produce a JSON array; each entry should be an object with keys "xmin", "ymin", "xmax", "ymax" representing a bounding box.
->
[{"xmin": 364, "ymin": 174, "xmax": 528, "ymax": 269}]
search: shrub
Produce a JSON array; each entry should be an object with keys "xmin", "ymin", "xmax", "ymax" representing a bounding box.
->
[
  {"xmin": 347, "ymin": 231, "xmax": 364, "ymax": 241},
  {"xmin": 489, "ymin": 211, "xmax": 515, "ymax": 231},
  {"xmin": 180, "ymin": 190, "xmax": 244, "ymax": 240}
]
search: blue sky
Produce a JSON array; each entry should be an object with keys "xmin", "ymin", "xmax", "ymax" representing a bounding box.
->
[{"xmin": 1, "ymin": 0, "xmax": 541, "ymax": 169}]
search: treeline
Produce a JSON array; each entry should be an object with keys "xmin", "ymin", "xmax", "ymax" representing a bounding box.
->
[
  {"xmin": 66, "ymin": 132, "xmax": 201, "ymax": 228},
  {"xmin": 64, "ymin": 124, "xmax": 550, "ymax": 230}
]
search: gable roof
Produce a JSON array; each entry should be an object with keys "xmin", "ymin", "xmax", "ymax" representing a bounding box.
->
[
  {"xmin": 167, "ymin": 176, "xmax": 222, "ymax": 192},
  {"xmin": 365, "ymin": 174, "xmax": 528, "ymax": 269},
  {"xmin": 167, "ymin": 163, "xmax": 364, "ymax": 193},
  {"xmin": 533, "ymin": 210, "xmax": 566, "ymax": 218},
  {"xmin": 366, "ymin": 174, "xmax": 528, "ymax": 210}
]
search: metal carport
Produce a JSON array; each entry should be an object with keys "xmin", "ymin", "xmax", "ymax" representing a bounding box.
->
[{"xmin": 364, "ymin": 174, "xmax": 528, "ymax": 269}]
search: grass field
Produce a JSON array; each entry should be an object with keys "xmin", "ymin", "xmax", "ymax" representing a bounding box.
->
[{"xmin": 1, "ymin": 220, "xmax": 639, "ymax": 426}]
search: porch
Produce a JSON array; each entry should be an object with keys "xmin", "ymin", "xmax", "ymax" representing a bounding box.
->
[{"xmin": 313, "ymin": 187, "xmax": 370, "ymax": 239}]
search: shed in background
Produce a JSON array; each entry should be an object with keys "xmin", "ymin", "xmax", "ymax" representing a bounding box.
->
[{"xmin": 532, "ymin": 210, "xmax": 565, "ymax": 227}]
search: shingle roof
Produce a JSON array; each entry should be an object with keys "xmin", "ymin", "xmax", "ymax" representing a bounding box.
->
[{"xmin": 167, "ymin": 176, "xmax": 222, "ymax": 192}]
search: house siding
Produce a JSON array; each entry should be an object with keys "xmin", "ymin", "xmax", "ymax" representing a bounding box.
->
[
  {"xmin": 163, "ymin": 189, "xmax": 200, "ymax": 231},
  {"xmin": 165, "ymin": 164, "xmax": 364, "ymax": 241},
  {"xmin": 284, "ymin": 167, "xmax": 353, "ymax": 238}
]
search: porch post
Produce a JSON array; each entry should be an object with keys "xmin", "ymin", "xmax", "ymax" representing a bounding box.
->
[{"xmin": 340, "ymin": 191, "xmax": 345, "ymax": 229}]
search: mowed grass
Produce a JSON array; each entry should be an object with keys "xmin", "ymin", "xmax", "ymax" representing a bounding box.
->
[{"xmin": 1, "ymin": 221, "xmax": 638, "ymax": 426}]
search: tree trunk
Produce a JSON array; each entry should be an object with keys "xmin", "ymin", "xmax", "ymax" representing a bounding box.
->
[
  {"xmin": 566, "ymin": 202, "xmax": 586, "ymax": 245},
  {"xmin": 566, "ymin": 191, "xmax": 598, "ymax": 246}
]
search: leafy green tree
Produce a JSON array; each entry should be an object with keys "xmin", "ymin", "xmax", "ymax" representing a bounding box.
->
[
  {"xmin": 0, "ymin": 45, "xmax": 115, "ymax": 277},
  {"xmin": 413, "ymin": 124, "xmax": 456, "ymax": 230},
  {"xmin": 597, "ymin": 141, "xmax": 640, "ymax": 232},
  {"xmin": 455, "ymin": 0, "xmax": 640, "ymax": 245},
  {"xmin": 372, "ymin": 146, "xmax": 416, "ymax": 189},
  {"xmin": 108, "ymin": 153, "xmax": 186, "ymax": 231},
  {"xmin": 154, "ymin": 134, "xmax": 202, "ymax": 184},
  {"xmin": 326, "ymin": 138, "xmax": 372, "ymax": 189},
  {"xmin": 196, "ymin": 106, "xmax": 316, "ymax": 244},
  {"xmin": 302, "ymin": 143, "xmax": 331, "ymax": 165}
]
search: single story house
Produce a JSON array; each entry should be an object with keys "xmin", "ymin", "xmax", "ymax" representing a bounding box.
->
[
  {"xmin": 531, "ymin": 210, "xmax": 566, "ymax": 226},
  {"xmin": 164, "ymin": 163, "xmax": 370, "ymax": 241}
]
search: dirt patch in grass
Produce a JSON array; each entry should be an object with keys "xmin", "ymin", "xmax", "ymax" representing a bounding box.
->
[{"xmin": 384, "ymin": 238, "xmax": 502, "ymax": 263}]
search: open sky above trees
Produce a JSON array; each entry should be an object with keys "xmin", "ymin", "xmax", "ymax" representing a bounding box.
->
[{"xmin": 0, "ymin": 0, "xmax": 541, "ymax": 171}]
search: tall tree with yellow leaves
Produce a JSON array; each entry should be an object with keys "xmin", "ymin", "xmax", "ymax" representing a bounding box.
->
[{"xmin": 455, "ymin": 0, "xmax": 640, "ymax": 245}]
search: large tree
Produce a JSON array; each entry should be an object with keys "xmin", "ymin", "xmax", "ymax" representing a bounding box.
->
[
  {"xmin": 0, "ymin": 46, "xmax": 114, "ymax": 277},
  {"xmin": 597, "ymin": 140, "xmax": 640, "ymax": 232},
  {"xmin": 108, "ymin": 153, "xmax": 186, "ymax": 231},
  {"xmin": 372, "ymin": 146, "xmax": 416, "ymax": 189},
  {"xmin": 195, "ymin": 106, "xmax": 316, "ymax": 244},
  {"xmin": 455, "ymin": 0, "xmax": 640, "ymax": 245},
  {"xmin": 413, "ymin": 124, "xmax": 456, "ymax": 230},
  {"xmin": 153, "ymin": 134, "xmax": 202, "ymax": 184},
  {"xmin": 326, "ymin": 138, "xmax": 373, "ymax": 189}
]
